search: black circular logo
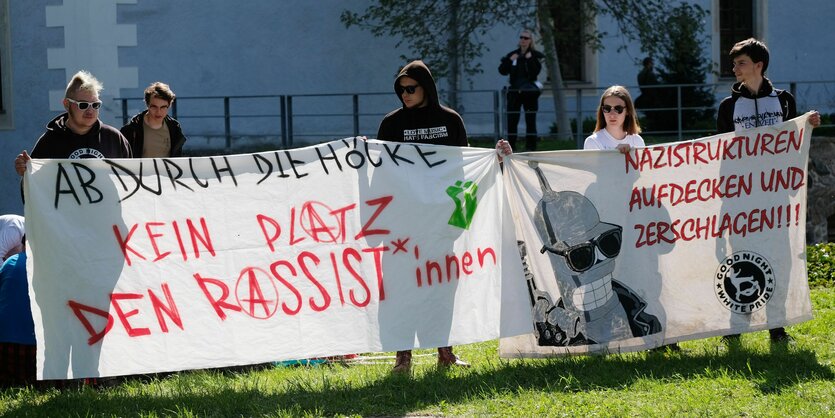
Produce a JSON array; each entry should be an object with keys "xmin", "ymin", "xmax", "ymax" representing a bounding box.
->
[
  {"xmin": 68, "ymin": 148, "xmax": 106, "ymax": 159},
  {"xmin": 714, "ymin": 251, "xmax": 774, "ymax": 314}
]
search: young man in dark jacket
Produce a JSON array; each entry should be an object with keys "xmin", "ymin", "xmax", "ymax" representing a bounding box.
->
[
  {"xmin": 717, "ymin": 38, "xmax": 820, "ymax": 134},
  {"xmin": 120, "ymin": 82, "xmax": 187, "ymax": 158},
  {"xmin": 717, "ymin": 38, "xmax": 820, "ymax": 344},
  {"xmin": 14, "ymin": 70, "xmax": 132, "ymax": 176},
  {"xmin": 377, "ymin": 60, "xmax": 470, "ymax": 373}
]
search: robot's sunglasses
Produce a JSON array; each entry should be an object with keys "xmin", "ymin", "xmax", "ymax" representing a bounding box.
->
[{"xmin": 540, "ymin": 226, "xmax": 622, "ymax": 272}]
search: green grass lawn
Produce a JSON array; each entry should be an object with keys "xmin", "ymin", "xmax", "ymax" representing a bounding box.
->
[{"xmin": 2, "ymin": 287, "xmax": 834, "ymax": 417}]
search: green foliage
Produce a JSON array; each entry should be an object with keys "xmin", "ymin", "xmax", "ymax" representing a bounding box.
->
[
  {"xmin": 811, "ymin": 113, "xmax": 835, "ymax": 136},
  {"xmin": 341, "ymin": 1, "xmax": 674, "ymax": 87},
  {"xmin": 577, "ymin": 0, "xmax": 669, "ymax": 56},
  {"xmin": 643, "ymin": 3, "xmax": 716, "ymax": 135},
  {"xmin": 807, "ymin": 242, "xmax": 835, "ymax": 287},
  {"xmin": 343, "ymin": 0, "xmax": 686, "ymax": 134},
  {"xmin": 543, "ymin": 0, "xmax": 671, "ymax": 58},
  {"xmin": 340, "ymin": 1, "xmax": 533, "ymax": 82},
  {"xmin": 549, "ymin": 117, "xmax": 596, "ymax": 136}
]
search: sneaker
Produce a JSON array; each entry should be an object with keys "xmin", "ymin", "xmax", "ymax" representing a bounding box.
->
[
  {"xmin": 392, "ymin": 350, "xmax": 412, "ymax": 374},
  {"xmin": 437, "ymin": 346, "xmax": 470, "ymax": 368}
]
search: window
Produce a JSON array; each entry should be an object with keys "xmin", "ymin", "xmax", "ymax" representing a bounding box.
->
[
  {"xmin": 0, "ymin": 0, "xmax": 11, "ymax": 129},
  {"xmin": 550, "ymin": 0, "xmax": 586, "ymax": 82},
  {"xmin": 829, "ymin": 213, "xmax": 835, "ymax": 243},
  {"xmin": 0, "ymin": 51, "xmax": 5, "ymax": 114},
  {"xmin": 718, "ymin": 0, "xmax": 755, "ymax": 77}
]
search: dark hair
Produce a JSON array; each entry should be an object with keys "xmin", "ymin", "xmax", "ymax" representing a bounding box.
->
[
  {"xmin": 144, "ymin": 82, "xmax": 176, "ymax": 105},
  {"xmin": 642, "ymin": 57, "xmax": 653, "ymax": 66},
  {"xmin": 729, "ymin": 38, "xmax": 769, "ymax": 75}
]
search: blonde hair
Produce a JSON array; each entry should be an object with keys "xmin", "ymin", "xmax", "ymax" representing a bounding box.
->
[
  {"xmin": 594, "ymin": 85, "xmax": 641, "ymax": 135},
  {"xmin": 519, "ymin": 28, "xmax": 537, "ymax": 52},
  {"xmin": 64, "ymin": 70, "xmax": 103, "ymax": 98}
]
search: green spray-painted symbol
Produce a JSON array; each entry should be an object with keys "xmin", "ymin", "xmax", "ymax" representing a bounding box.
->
[{"xmin": 446, "ymin": 180, "xmax": 478, "ymax": 229}]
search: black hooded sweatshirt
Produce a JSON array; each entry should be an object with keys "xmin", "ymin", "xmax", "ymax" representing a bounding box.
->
[
  {"xmin": 22, "ymin": 114, "xmax": 131, "ymax": 204},
  {"xmin": 716, "ymin": 78, "xmax": 796, "ymax": 133},
  {"xmin": 376, "ymin": 60, "xmax": 468, "ymax": 146},
  {"xmin": 31, "ymin": 113, "xmax": 132, "ymax": 159}
]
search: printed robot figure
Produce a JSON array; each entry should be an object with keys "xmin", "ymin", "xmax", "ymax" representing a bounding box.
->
[{"xmin": 522, "ymin": 162, "xmax": 661, "ymax": 346}]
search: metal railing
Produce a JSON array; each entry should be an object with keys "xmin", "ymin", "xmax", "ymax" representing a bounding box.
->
[{"xmin": 116, "ymin": 80, "xmax": 835, "ymax": 152}]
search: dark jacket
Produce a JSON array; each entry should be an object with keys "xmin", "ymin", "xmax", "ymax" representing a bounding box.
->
[
  {"xmin": 717, "ymin": 78, "xmax": 796, "ymax": 133},
  {"xmin": 31, "ymin": 113, "xmax": 132, "ymax": 159},
  {"xmin": 376, "ymin": 60, "xmax": 468, "ymax": 146},
  {"xmin": 498, "ymin": 48, "xmax": 545, "ymax": 90},
  {"xmin": 120, "ymin": 111, "xmax": 187, "ymax": 157}
]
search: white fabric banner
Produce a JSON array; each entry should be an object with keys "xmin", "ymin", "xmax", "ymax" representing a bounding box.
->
[
  {"xmin": 24, "ymin": 138, "xmax": 532, "ymax": 379},
  {"xmin": 500, "ymin": 114, "xmax": 814, "ymax": 356}
]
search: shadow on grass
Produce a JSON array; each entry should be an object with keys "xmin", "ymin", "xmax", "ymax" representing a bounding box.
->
[{"xmin": 7, "ymin": 344, "xmax": 832, "ymax": 416}]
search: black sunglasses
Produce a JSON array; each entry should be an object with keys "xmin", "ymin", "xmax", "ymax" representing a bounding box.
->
[
  {"xmin": 601, "ymin": 104, "xmax": 625, "ymax": 114},
  {"xmin": 519, "ymin": 36, "xmax": 531, "ymax": 40},
  {"xmin": 396, "ymin": 84, "xmax": 419, "ymax": 95},
  {"xmin": 67, "ymin": 98, "xmax": 102, "ymax": 110},
  {"xmin": 540, "ymin": 226, "xmax": 622, "ymax": 272}
]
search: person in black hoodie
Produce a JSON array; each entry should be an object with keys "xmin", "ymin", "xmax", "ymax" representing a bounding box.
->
[
  {"xmin": 717, "ymin": 38, "xmax": 820, "ymax": 134},
  {"xmin": 716, "ymin": 38, "xmax": 819, "ymax": 345},
  {"xmin": 14, "ymin": 70, "xmax": 132, "ymax": 176},
  {"xmin": 499, "ymin": 28, "xmax": 545, "ymax": 151},
  {"xmin": 120, "ymin": 82, "xmax": 187, "ymax": 158},
  {"xmin": 377, "ymin": 60, "xmax": 468, "ymax": 146},
  {"xmin": 377, "ymin": 60, "xmax": 470, "ymax": 373}
]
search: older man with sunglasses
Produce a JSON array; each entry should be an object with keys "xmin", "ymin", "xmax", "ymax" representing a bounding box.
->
[{"xmin": 14, "ymin": 70, "xmax": 132, "ymax": 177}]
